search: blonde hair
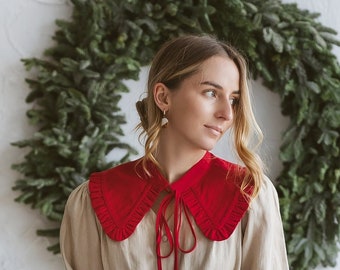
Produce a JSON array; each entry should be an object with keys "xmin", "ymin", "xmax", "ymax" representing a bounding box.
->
[{"xmin": 136, "ymin": 34, "xmax": 264, "ymax": 199}]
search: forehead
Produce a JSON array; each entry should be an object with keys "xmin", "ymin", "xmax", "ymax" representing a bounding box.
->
[{"xmin": 194, "ymin": 56, "xmax": 240, "ymax": 89}]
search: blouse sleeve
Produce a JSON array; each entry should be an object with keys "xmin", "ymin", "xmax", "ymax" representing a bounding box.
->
[
  {"xmin": 241, "ymin": 176, "xmax": 289, "ymax": 270},
  {"xmin": 60, "ymin": 181, "xmax": 103, "ymax": 270}
]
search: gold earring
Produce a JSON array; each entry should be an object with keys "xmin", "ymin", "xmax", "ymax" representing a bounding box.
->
[{"xmin": 161, "ymin": 110, "xmax": 168, "ymax": 127}]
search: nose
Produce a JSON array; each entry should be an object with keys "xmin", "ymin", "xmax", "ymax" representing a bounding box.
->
[{"xmin": 216, "ymin": 98, "xmax": 233, "ymax": 121}]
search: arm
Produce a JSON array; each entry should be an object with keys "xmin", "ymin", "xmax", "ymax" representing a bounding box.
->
[
  {"xmin": 241, "ymin": 176, "xmax": 289, "ymax": 270},
  {"xmin": 60, "ymin": 181, "xmax": 103, "ymax": 270}
]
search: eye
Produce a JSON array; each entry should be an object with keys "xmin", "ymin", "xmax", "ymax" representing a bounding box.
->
[
  {"xmin": 230, "ymin": 96, "xmax": 240, "ymax": 106},
  {"xmin": 204, "ymin": 90, "xmax": 217, "ymax": 98}
]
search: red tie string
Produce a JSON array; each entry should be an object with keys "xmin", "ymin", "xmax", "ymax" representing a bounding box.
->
[{"xmin": 155, "ymin": 190, "xmax": 197, "ymax": 270}]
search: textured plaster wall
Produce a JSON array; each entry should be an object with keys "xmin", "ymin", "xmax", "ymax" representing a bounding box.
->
[{"xmin": 0, "ymin": 0, "xmax": 338, "ymax": 269}]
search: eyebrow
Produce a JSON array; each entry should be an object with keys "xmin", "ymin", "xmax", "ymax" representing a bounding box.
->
[{"xmin": 200, "ymin": 81, "xmax": 240, "ymax": 94}]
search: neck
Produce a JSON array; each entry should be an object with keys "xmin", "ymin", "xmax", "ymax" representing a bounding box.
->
[{"xmin": 155, "ymin": 133, "xmax": 206, "ymax": 183}]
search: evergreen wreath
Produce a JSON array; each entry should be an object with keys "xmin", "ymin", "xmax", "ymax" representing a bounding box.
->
[{"xmin": 12, "ymin": 0, "xmax": 340, "ymax": 269}]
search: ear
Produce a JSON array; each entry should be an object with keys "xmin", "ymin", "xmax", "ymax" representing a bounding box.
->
[{"xmin": 153, "ymin": 83, "xmax": 170, "ymax": 111}]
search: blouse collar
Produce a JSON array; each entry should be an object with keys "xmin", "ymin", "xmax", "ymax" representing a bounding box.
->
[{"xmin": 89, "ymin": 152, "xmax": 251, "ymax": 268}]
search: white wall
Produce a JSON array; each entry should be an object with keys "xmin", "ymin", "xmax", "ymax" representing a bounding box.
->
[{"xmin": 0, "ymin": 0, "xmax": 338, "ymax": 269}]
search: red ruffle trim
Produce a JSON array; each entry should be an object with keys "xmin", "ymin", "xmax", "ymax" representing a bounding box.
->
[
  {"xmin": 89, "ymin": 169, "xmax": 165, "ymax": 241},
  {"xmin": 181, "ymin": 188, "xmax": 249, "ymax": 241}
]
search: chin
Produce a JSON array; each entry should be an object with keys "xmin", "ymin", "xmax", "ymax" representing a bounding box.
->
[
  {"xmin": 192, "ymin": 138, "xmax": 219, "ymax": 152},
  {"xmin": 200, "ymin": 143, "xmax": 218, "ymax": 151}
]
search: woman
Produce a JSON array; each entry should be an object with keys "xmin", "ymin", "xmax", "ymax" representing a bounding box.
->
[{"xmin": 60, "ymin": 34, "xmax": 289, "ymax": 269}]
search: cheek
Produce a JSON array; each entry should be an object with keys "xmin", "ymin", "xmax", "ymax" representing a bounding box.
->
[
  {"xmin": 180, "ymin": 100, "xmax": 206, "ymax": 120},
  {"xmin": 168, "ymin": 106, "xmax": 190, "ymax": 129},
  {"xmin": 171, "ymin": 95, "xmax": 194, "ymax": 113},
  {"xmin": 169, "ymin": 91, "xmax": 207, "ymax": 122}
]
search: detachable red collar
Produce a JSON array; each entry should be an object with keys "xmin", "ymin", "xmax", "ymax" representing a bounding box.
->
[{"xmin": 89, "ymin": 152, "xmax": 251, "ymax": 242}]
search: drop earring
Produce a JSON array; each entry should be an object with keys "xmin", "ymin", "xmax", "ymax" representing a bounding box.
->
[{"xmin": 161, "ymin": 110, "xmax": 168, "ymax": 127}]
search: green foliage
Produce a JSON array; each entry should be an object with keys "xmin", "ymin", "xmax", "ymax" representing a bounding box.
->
[{"xmin": 12, "ymin": 0, "xmax": 340, "ymax": 268}]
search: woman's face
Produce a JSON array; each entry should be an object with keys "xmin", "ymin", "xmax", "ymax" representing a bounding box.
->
[{"xmin": 166, "ymin": 55, "xmax": 240, "ymax": 152}]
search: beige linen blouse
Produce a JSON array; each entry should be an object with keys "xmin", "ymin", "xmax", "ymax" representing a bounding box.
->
[{"xmin": 60, "ymin": 174, "xmax": 289, "ymax": 270}]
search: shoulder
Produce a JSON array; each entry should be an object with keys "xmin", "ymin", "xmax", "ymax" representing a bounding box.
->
[
  {"xmin": 241, "ymin": 175, "xmax": 283, "ymax": 235},
  {"xmin": 256, "ymin": 176, "xmax": 280, "ymax": 204},
  {"xmin": 63, "ymin": 181, "xmax": 92, "ymax": 220},
  {"xmin": 248, "ymin": 175, "xmax": 281, "ymax": 216},
  {"xmin": 66, "ymin": 181, "xmax": 90, "ymax": 207}
]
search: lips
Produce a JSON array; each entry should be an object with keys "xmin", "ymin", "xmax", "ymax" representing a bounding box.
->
[{"xmin": 204, "ymin": 125, "xmax": 223, "ymax": 135}]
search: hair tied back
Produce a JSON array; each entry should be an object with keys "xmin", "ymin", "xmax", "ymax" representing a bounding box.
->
[{"xmin": 136, "ymin": 98, "xmax": 148, "ymax": 131}]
